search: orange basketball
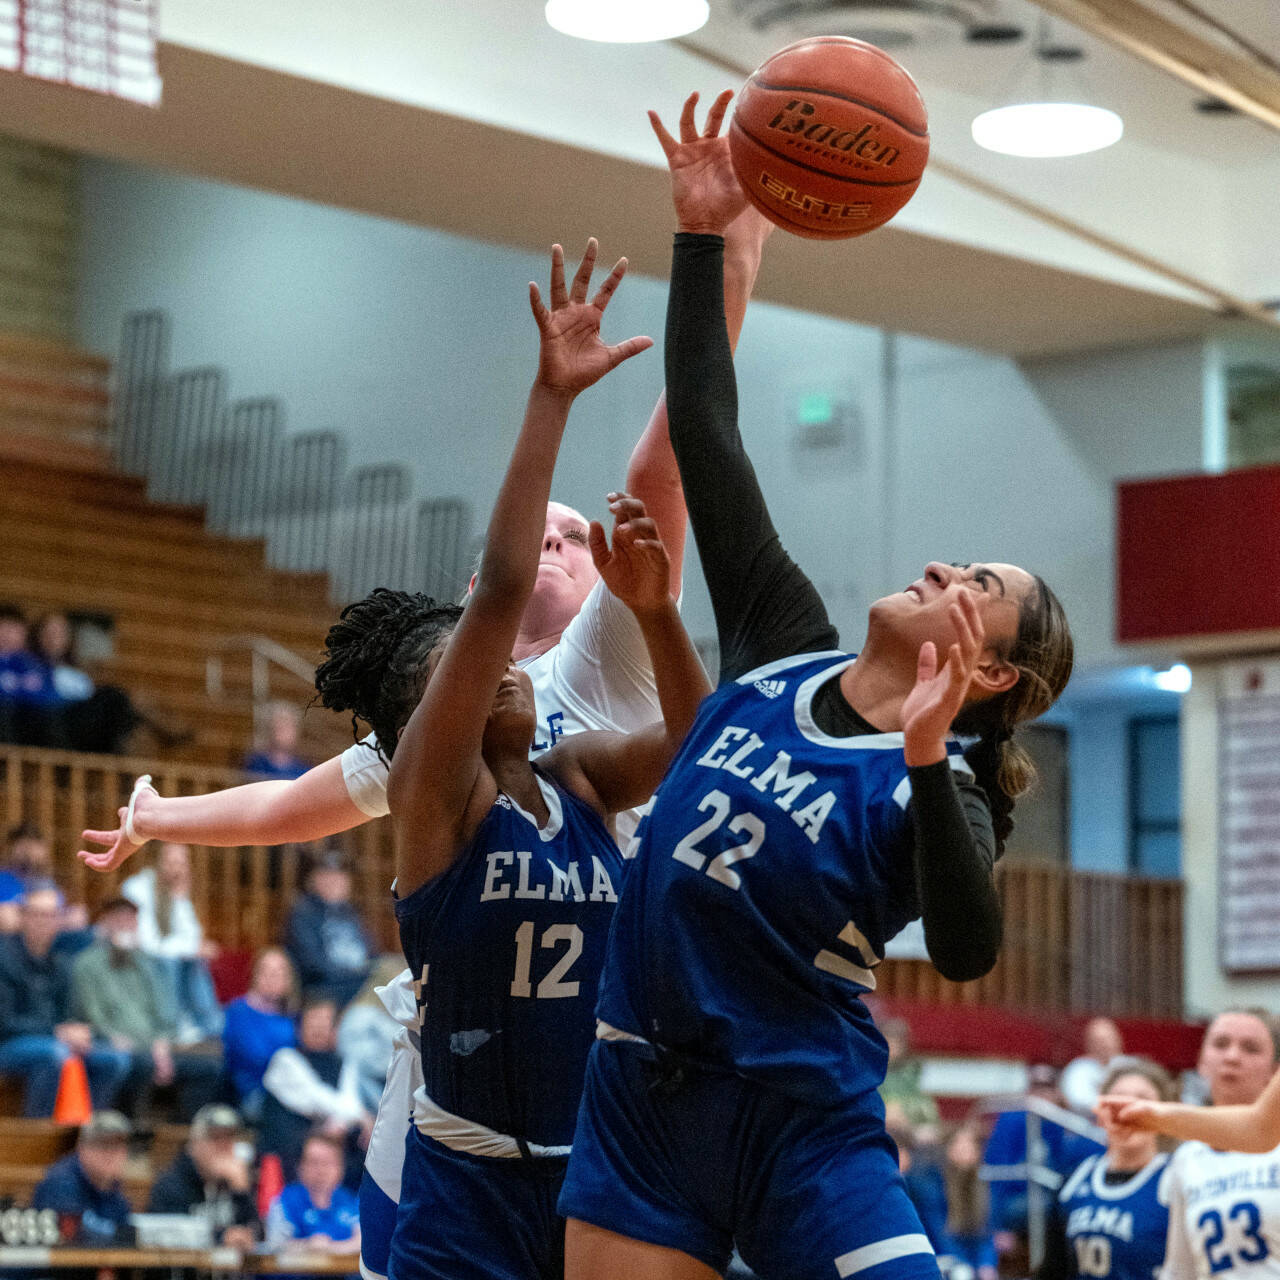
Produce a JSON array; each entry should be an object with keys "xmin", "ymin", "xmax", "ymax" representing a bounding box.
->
[{"xmin": 729, "ymin": 37, "xmax": 930, "ymax": 240}]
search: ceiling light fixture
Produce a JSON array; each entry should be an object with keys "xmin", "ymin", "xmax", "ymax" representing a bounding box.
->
[
  {"xmin": 545, "ymin": 0, "xmax": 710, "ymax": 43},
  {"xmin": 971, "ymin": 19, "xmax": 1123, "ymax": 158}
]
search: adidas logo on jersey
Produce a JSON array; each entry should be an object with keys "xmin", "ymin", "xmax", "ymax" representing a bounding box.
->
[{"xmin": 754, "ymin": 678, "xmax": 786, "ymax": 699}]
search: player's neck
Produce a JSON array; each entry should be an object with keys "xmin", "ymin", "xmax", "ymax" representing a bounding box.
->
[
  {"xmin": 837, "ymin": 646, "xmax": 910, "ymax": 733},
  {"xmin": 512, "ymin": 628, "xmax": 563, "ymax": 662},
  {"xmin": 487, "ymin": 755, "xmax": 549, "ymax": 825}
]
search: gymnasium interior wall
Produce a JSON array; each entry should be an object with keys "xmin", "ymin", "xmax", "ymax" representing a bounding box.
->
[{"xmin": 75, "ymin": 154, "xmax": 1207, "ymax": 879}]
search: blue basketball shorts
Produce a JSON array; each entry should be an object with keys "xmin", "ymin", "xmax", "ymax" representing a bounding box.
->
[
  {"xmin": 558, "ymin": 1039, "xmax": 940, "ymax": 1280},
  {"xmin": 387, "ymin": 1127, "xmax": 568, "ymax": 1280}
]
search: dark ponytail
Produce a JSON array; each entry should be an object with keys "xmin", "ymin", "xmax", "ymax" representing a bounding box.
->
[
  {"xmin": 953, "ymin": 573, "xmax": 1073, "ymax": 855},
  {"xmin": 314, "ymin": 588, "xmax": 463, "ymax": 763}
]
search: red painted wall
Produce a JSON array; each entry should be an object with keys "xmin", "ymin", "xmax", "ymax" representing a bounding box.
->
[{"xmin": 1117, "ymin": 465, "xmax": 1280, "ymax": 643}]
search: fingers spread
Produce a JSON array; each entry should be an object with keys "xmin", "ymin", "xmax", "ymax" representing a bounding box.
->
[
  {"xmin": 587, "ymin": 519, "xmax": 610, "ymax": 570},
  {"xmin": 703, "ymin": 89, "xmax": 734, "ymax": 137},
  {"xmin": 604, "ymin": 335, "xmax": 654, "ymax": 371},
  {"xmin": 528, "ymin": 282, "xmax": 549, "ymax": 330},
  {"xmin": 648, "ymin": 110, "xmax": 678, "ymax": 158},
  {"xmin": 591, "ymin": 258, "xmax": 628, "ymax": 312},
  {"xmin": 570, "ymin": 238, "xmax": 598, "ymax": 303},
  {"xmin": 548, "ymin": 243, "xmax": 567, "ymax": 309},
  {"xmin": 679, "ymin": 91, "xmax": 700, "ymax": 142}
]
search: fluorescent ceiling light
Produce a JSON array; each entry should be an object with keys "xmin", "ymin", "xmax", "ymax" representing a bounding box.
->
[
  {"xmin": 972, "ymin": 102, "xmax": 1123, "ymax": 157},
  {"xmin": 545, "ymin": 0, "xmax": 709, "ymax": 42}
]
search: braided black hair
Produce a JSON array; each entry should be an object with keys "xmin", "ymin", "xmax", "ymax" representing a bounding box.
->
[
  {"xmin": 953, "ymin": 573, "xmax": 1073, "ymax": 855},
  {"xmin": 314, "ymin": 587, "xmax": 464, "ymax": 763}
]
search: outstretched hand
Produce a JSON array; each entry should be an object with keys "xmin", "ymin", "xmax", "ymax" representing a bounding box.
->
[
  {"xmin": 901, "ymin": 591, "xmax": 984, "ymax": 767},
  {"xmin": 588, "ymin": 492, "xmax": 671, "ymax": 614},
  {"xmin": 529, "ymin": 240, "xmax": 652, "ymax": 395},
  {"xmin": 1095, "ymin": 1095, "xmax": 1165, "ymax": 1139},
  {"xmin": 649, "ymin": 90, "xmax": 749, "ymax": 236},
  {"xmin": 78, "ymin": 806, "xmax": 145, "ymax": 873}
]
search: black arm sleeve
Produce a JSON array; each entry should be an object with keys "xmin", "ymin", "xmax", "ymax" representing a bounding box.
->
[
  {"xmin": 665, "ymin": 233, "xmax": 838, "ymax": 683},
  {"xmin": 907, "ymin": 761, "xmax": 1003, "ymax": 982}
]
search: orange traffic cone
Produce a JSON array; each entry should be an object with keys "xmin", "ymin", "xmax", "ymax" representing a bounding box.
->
[
  {"xmin": 257, "ymin": 1152, "xmax": 285, "ymax": 1220},
  {"xmin": 52, "ymin": 1054, "xmax": 92, "ymax": 1126}
]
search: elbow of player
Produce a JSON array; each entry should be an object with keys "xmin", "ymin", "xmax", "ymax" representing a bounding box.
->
[{"xmin": 929, "ymin": 930, "xmax": 1002, "ymax": 984}]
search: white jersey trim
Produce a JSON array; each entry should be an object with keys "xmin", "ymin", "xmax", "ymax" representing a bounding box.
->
[
  {"xmin": 734, "ymin": 650, "xmax": 846, "ymax": 685},
  {"xmin": 411, "ymin": 1085, "xmax": 571, "ymax": 1159},
  {"xmin": 1089, "ymin": 1151, "xmax": 1168, "ymax": 1201},
  {"xmin": 503, "ymin": 773, "xmax": 564, "ymax": 842},
  {"xmin": 835, "ymin": 1233, "xmax": 934, "ymax": 1276}
]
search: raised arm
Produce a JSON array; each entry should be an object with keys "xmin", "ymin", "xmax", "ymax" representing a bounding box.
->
[
  {"xmin": 548, "ymin": 493, "xmax": 710, "ymax": 816},
  {"xmin": 387, "ymin": 242, "xmax": 651, "ymax": 896},
  {"xmin": 78, "ymin": 757, "xmax": 367, "ymax": 872},
  {"xmin": 1097, "ymin": 1068, "xmax": 1280, "ymax": 1154},
  {"xmin": 652, "ymin": 93, "xmax": 838, "ymax": 681},
  {"xmin": 622, "ymin": 208, "xmax": 773, "ymax": 598}
]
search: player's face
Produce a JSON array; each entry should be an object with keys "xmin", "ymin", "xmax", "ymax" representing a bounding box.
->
[
  {"xmin": 1102, "ymin": 1072, "xmax": 1160, "ymax": 1166},
  {"xmin": 1200, "ymin": 1013, "xmax": 1278, "ymax": 1106},
  {"xmin": 483, "ymin": 661, "xmax": 537, "ymax": 749},
  {"xmin": 525, "ymin": 502, "xmax": 599, "ymax": 635},
  {"xmin": 870, "ymin": 561, "xmax": 1032, "ymax": 669}
]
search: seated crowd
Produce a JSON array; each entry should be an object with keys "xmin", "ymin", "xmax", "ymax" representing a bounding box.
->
[{"xmin": 0, "ymin": 825, "xmax": 392, "ymax": 1263}]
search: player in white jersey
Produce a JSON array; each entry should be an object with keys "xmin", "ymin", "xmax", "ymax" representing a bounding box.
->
[{"xmin": 1101, "ymin": 1009, "xmax": 1280, "ymax": 1279}]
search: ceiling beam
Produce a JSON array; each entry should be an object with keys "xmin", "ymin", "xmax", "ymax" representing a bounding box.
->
[{"xmin": 1027, "ymin": 0, "xmax": 1280, "ymax": 132}]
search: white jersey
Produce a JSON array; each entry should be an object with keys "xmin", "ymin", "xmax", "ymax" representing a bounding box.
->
[
  {"xmin": 1161, "ymin": 1140, "xmax": 1280, "ymax": 1278},
  {"xmin": 341, "ymin": 577, "xmax": 663, "ymax": 845}
]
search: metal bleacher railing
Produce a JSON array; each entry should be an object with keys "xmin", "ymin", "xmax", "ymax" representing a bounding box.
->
[{"xmin": 111, "ymin": 309, "xmax": 472, "ymax": 607}]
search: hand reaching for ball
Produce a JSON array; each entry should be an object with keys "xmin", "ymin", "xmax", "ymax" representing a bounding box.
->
[{"xmin": 649, "ymin": 91, "xmax": 748, "ymax": 238}]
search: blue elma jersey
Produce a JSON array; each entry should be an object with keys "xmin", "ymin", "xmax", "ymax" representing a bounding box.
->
[
  {"xmin": 1056, "ymin": 1152, "xmax": 1170, "ymax": 1280},
  {"xmin": 396, "ymin": 771, "xmax": 626, "ymax": 1148},
  {"xmin": 597, "ymin": 651, "xmax": 973, "ymax": 1110}
]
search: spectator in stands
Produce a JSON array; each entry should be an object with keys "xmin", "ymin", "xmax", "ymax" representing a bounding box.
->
[
  {"xmin": 223, "ymin": 947, "xmax": 297, "ymax": 1116},
  {"xmin": 943, "ymin": 1119, "xmax": 998, "ymax": 1280},
  {"xmin": 264, "ymin": 1132, "xmax": 360, "ymax": 1258},
  {"xmin": 121, "ymin": 842, "xmax": 223, "ymax": 1042},
  {"xmin": 32, "ymin": 1110, "xmax": 136, "ymax": 1245},
  {"xmin": 879, "ymin": 1015, "xmax": 941, "ymax": 1141},
  {"xmin": 1059, "ymin": 1017, "xmax": 1125, "ymax": 1115},
  {"xmin": 0, "ymin": 825, "xmax": 91, "ymax": 940},
  {"xmin": 70, "ymin": 896, "xmax": 221, "ymax": 1121},
  {"xmin": 147, "ymin": 1103, "xmax": 260, "ymax": 1249},
  {"xmin": 28, "ymin": 612, "xmax": 142, "ymax": 756},
  {"xmin": 0, "ymin": 885, "xmax": 130, "ymax": 1116},
  {"xmin": 0, "ymin": 602, "xmax": 64, "ymax": 749},
  {"xmin": 336, "ymin": 956, "xmax": 404, "ymax": 1116},
  {"xmin": 283, "ymin": 850, "xmax": 371, "ymax": 1009},
  {"xmin": 244, "ymin": 702, "xmax": 311, "ymax": 782},
  {"xmin": 260, "ymin": 996, "xmax": 371, "ymax": 1184}
]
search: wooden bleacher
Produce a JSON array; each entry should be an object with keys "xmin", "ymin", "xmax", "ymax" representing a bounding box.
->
[{"xmin": 0, "ymin": 335, "xmax": 352, "ymax": 768}]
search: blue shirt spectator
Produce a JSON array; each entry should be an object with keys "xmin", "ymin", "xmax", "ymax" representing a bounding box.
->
[
  {"xmin": 264, "ymin": 1134, "xmax": 361, "ymax": 1264},
  {"xmin": 222, "ymin": 948, "xmax": 297, "ymax": 1107},
  {"xmin": 284, "ymin": 853, "xmax": 371, "ymax": 1010},
  {"xmin": 32, "ymin": 1112, "xmax": 134, "ymax": 1244}
]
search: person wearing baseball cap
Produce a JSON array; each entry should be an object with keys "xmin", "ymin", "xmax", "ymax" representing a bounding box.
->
[
  {"xmin": 147, "ymin": 1104, "xmax": 259, "ymax": 1250},
  {"xmin": 32, "ymin": 1111, "xmax": 135, "ymax": 1245}
]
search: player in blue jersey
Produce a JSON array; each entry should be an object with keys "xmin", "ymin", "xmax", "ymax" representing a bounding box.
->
[
  {"xmin": 558, "ymin": 93, "xmax": 1076, "ymax": 1280},
  {"xmin": 312, "ymin": 240, "xmax": 710, "ymax": 1280},
  {"xmin": 1039, "ymin": 1060, "xmax": 1174, "ymax": 1280}
]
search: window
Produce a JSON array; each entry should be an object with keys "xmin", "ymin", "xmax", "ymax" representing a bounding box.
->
[{"xmin": 1128, "ymin": 716, "xmax": 1180, "ymax": 877}]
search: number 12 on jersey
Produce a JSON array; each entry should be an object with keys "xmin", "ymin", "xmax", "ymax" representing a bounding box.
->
[{"xmin": 510, "ymin": 922, "xmax": 583, "ymax": 999}]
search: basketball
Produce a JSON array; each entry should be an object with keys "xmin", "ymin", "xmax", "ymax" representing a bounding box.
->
[{"xmin": 729, "ymin": 37, "xmax": 930, "ymax": 240}]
